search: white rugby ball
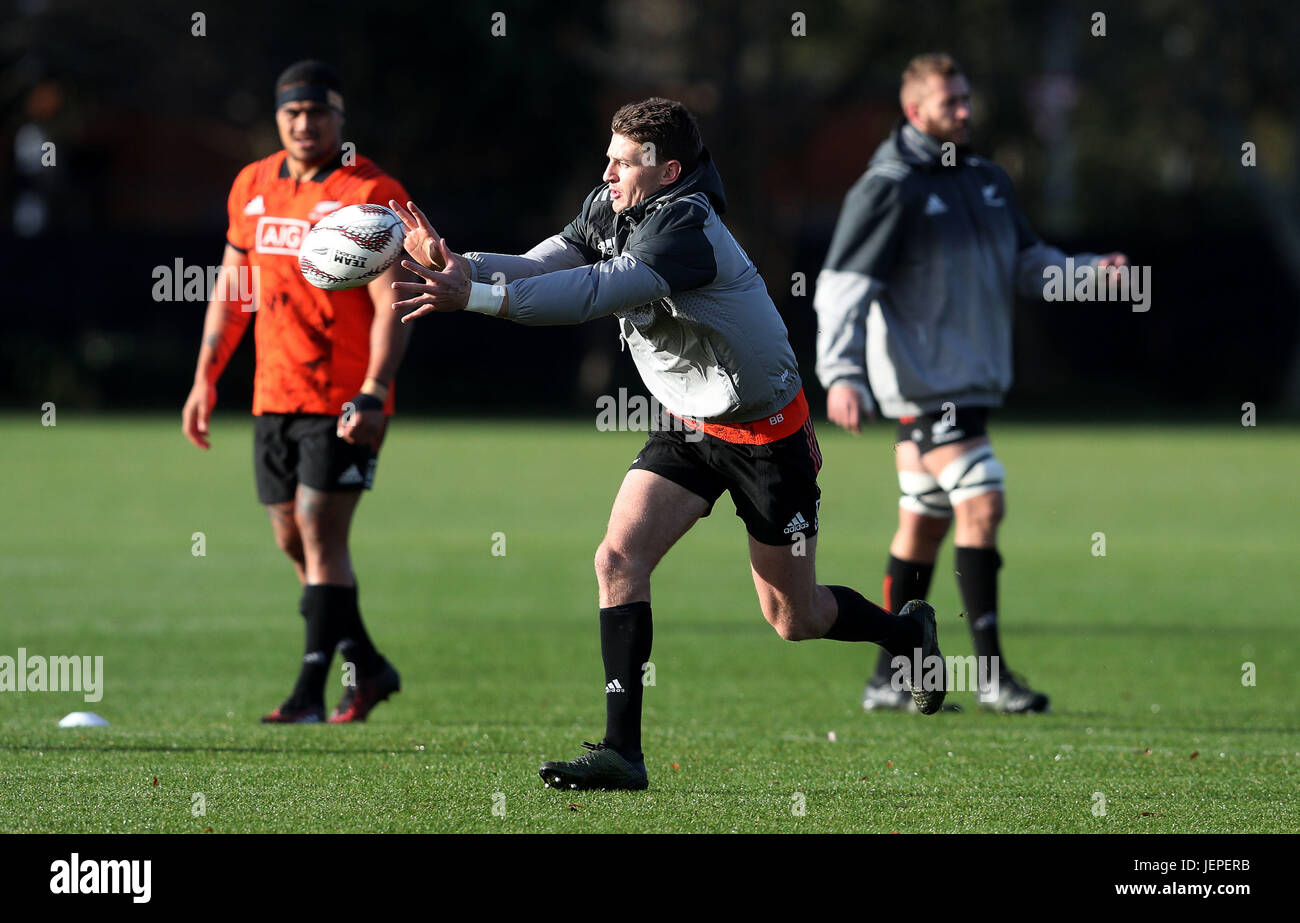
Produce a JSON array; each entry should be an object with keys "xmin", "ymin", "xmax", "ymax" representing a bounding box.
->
[{"xmin": 299, "ymin": 204, "xmax": 405, "ymax": 291}]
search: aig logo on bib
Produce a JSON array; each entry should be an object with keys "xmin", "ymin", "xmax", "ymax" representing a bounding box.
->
[{"xmin": 255, "ymin": 217, "xmax": 311, "ymax": 255}]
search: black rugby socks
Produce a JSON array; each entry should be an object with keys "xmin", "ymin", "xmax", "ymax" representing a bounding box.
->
[
  {"xmin": 600, "ymin": 602, "xmax": 653, "ymax": 762},
  {"xmin": 333, "ymin": 583, "xmax": 384, "ymax": 677},
  {"xmin": 871, "ymin": 555, "xmax": 937, "ymax": 683},
  {"xmin": 825, "ymin": 585, "xmax": 920, "ymax": 654},
  {"xmin": 289, "ymin": 584, "xmax": 343, "ymax": 706},
  {"xmin": 955, "ymin": 546, "xmax": 1002, "ymax": 665}
]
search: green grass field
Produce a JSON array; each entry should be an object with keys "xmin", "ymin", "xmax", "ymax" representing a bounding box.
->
[{"xmin": 1, "ymin": 414, "xmax": 1296, "ymax": 833}]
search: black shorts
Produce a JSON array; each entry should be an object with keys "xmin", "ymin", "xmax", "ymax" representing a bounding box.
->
[
  {"xmin": 897, "ymin": 407, "xmax": 989, "ymax": 456},
  {"xmin": 629, "ymin": 415, "xmax": 823, "ymax": 546},
  {"xmin": 253, "ymin": 413, "xmax": 382, "ymax": 505}
]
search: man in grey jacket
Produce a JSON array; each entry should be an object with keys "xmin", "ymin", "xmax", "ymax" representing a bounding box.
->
[
  {"xmin": 814, "ymin": 54, "xmax": 1127, "ymax": 713},
  {"xmin": 388, "ymin": 98, "xmax": 945, "ymax": 790}
]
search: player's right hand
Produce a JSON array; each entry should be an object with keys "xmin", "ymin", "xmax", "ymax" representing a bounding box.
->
[
  {"xmin": 827, "ymin": 381, "xmax": 875, "ymax": 435},
  {"xmin": 389, "ymin": 199, "xmax": 448, "ymax": 271},
  {"xmin": 182, "ymin": 380, "xmax": 217, "ymax": 450}
]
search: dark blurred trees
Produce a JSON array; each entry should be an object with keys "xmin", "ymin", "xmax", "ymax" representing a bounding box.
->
[{"xmin": 3, "ymin": 0, "xmax": 1298, "ymax": 412}]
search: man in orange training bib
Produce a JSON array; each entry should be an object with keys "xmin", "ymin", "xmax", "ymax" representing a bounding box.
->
[{"xmin": 182, "ymin": 60, "xmax": 412, "ymax": 724}]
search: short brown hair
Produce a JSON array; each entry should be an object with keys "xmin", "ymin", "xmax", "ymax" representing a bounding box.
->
[
  {"xmin": 900, "ymin": 53, "xmax": 962, "ymax": 111},
  {"xmin": 611, "ymin": 97, "xmax": 703, "ymax": 174}
]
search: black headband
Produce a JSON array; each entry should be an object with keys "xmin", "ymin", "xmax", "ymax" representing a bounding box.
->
[{"xmin": 275, "ymin": 83, "xmax": 345, "ymax": 114}]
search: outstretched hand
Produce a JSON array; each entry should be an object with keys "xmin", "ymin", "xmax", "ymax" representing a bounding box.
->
[
  {"xmin": 391, "ymin": 239, "xmax": 473, "ymax": 323},
  {"xmin": 389, "ymin": 199, "xmax": 447, "ymax": 271}
]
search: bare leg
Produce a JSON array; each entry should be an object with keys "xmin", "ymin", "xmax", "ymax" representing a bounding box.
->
[
  {"xmin": 747, "ymin": 535, "xmax": 839, "ymax": 640},
  {"xmin": 594, "ymin": 470, "xmax": 710, "ymax": 607},
  {"xmin": 747, "ymin": 533, "xmax": 922, "ymax": 655},
  {"xmin": 294, "ymin": 485, "xmax": 362, "ymax": 586},
  {"xmin": 266, "ymin": 500, "xmax": 307, "ymax": 586},
  {"xmin": 591, "ymin": 469, "xmax": 710, "ymax": 760}
]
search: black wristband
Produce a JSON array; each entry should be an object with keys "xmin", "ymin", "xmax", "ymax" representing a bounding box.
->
[{"xmin": 348, "ymin": 393, "xmax": 384, "ymax": 412}]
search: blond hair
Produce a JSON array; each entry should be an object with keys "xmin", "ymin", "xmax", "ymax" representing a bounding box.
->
[{"xmin": 900, "ymin": 53, "xmax": 962, "ymax": 112}]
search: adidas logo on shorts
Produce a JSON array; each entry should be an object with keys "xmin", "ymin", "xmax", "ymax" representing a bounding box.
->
[
  {"xmin": 783, "ymin": 512, "xmax": 811, "ymax": 535},
  {"xmin": 338, "ymin": 464, "xmax": 364, "ymax": 486},
  {"xmin": 605, "ymin": 679, "xmax": 625, "ymax": 694}
]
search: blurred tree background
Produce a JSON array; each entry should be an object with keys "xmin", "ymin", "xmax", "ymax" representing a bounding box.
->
[{"xmin": 3, "ymin": 0, "xmax": 1298, "ymax": 417}]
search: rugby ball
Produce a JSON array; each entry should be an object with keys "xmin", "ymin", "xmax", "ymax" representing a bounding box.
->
[{"xmin": 299, "ymin": 204, "xmax": 405, "ymax": 291}]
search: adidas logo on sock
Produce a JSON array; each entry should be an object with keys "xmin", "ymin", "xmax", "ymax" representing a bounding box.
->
[
  {"xmin": 605, "ymin": 679, "xmax": 625, "ymax": 694},
  {"xmin": 783, "ymin": 512, "xmax": 810, "ymax": 534}
]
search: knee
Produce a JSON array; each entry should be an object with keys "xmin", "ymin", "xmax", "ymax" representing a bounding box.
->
[
  {"xmin": 761, "ymin": 598, "xmax": 817, "ymax": 642},
  {"xmin": 960, "ymin": 491, "xmax": 1005, "ymax": 535},
  {"xmin": 594, "ymin": 541, "xmax": 646, "ymax": 589},
  {"xmin": 939, "ymin": 446, "xmax": 1006, "ymax": 534},
  {"xmin": 772, "ymin": 621, "xmax": 808, "ymax": 642},
  {"xmin": 772, "ymin": 620, "xmax": 818, "ymax": 642}
]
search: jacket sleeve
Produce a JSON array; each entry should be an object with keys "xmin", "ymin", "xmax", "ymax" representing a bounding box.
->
[
  {"xmin": 505, "ymin": 255, "xmax": 671, "ymax": 326},
  {"xmin": 503, "ymin": 194, "xmax": 718, "ymax": 326},
  {"xmin": 813, "ymin": 173, "xmax": 904, "ymax": 394},
  {"xmin": 463, "ymin": 235, "xmax": 594, "ymax": 284},
  {"xmin": 1008, "ymin": 179, "xmax": 1099, "ymax": 298}
]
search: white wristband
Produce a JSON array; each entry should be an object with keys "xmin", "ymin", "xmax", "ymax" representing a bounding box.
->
[{"xmin": 465, "ymin": 282, "xmax": 506, "ymax": 315}]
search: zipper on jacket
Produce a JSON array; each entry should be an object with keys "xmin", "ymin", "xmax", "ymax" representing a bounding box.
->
[{"xmin": 613, "ymin": 213, "xmax": 636, "ymax": 351}]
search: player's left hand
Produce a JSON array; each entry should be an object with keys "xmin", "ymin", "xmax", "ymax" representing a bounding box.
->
[
  {"xmin": 391, "ymin": 239, "xmax": 472, "ymax": 323},
  {"xmin": 390, "ymin": 199, "xmax": 447, "ymax": 270},
  {"xmin": 337, "ymin": 405, "xmax": 385, "ymax": 451}
]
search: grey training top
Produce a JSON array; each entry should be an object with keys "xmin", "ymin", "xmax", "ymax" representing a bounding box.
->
[
  {"xmin": 813, "ymin": 121, "xmax": 1099, "ymax": 418},
  {"xmin": 463, "ymin": 150, "xmax": 802, "ymax": 423}
]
